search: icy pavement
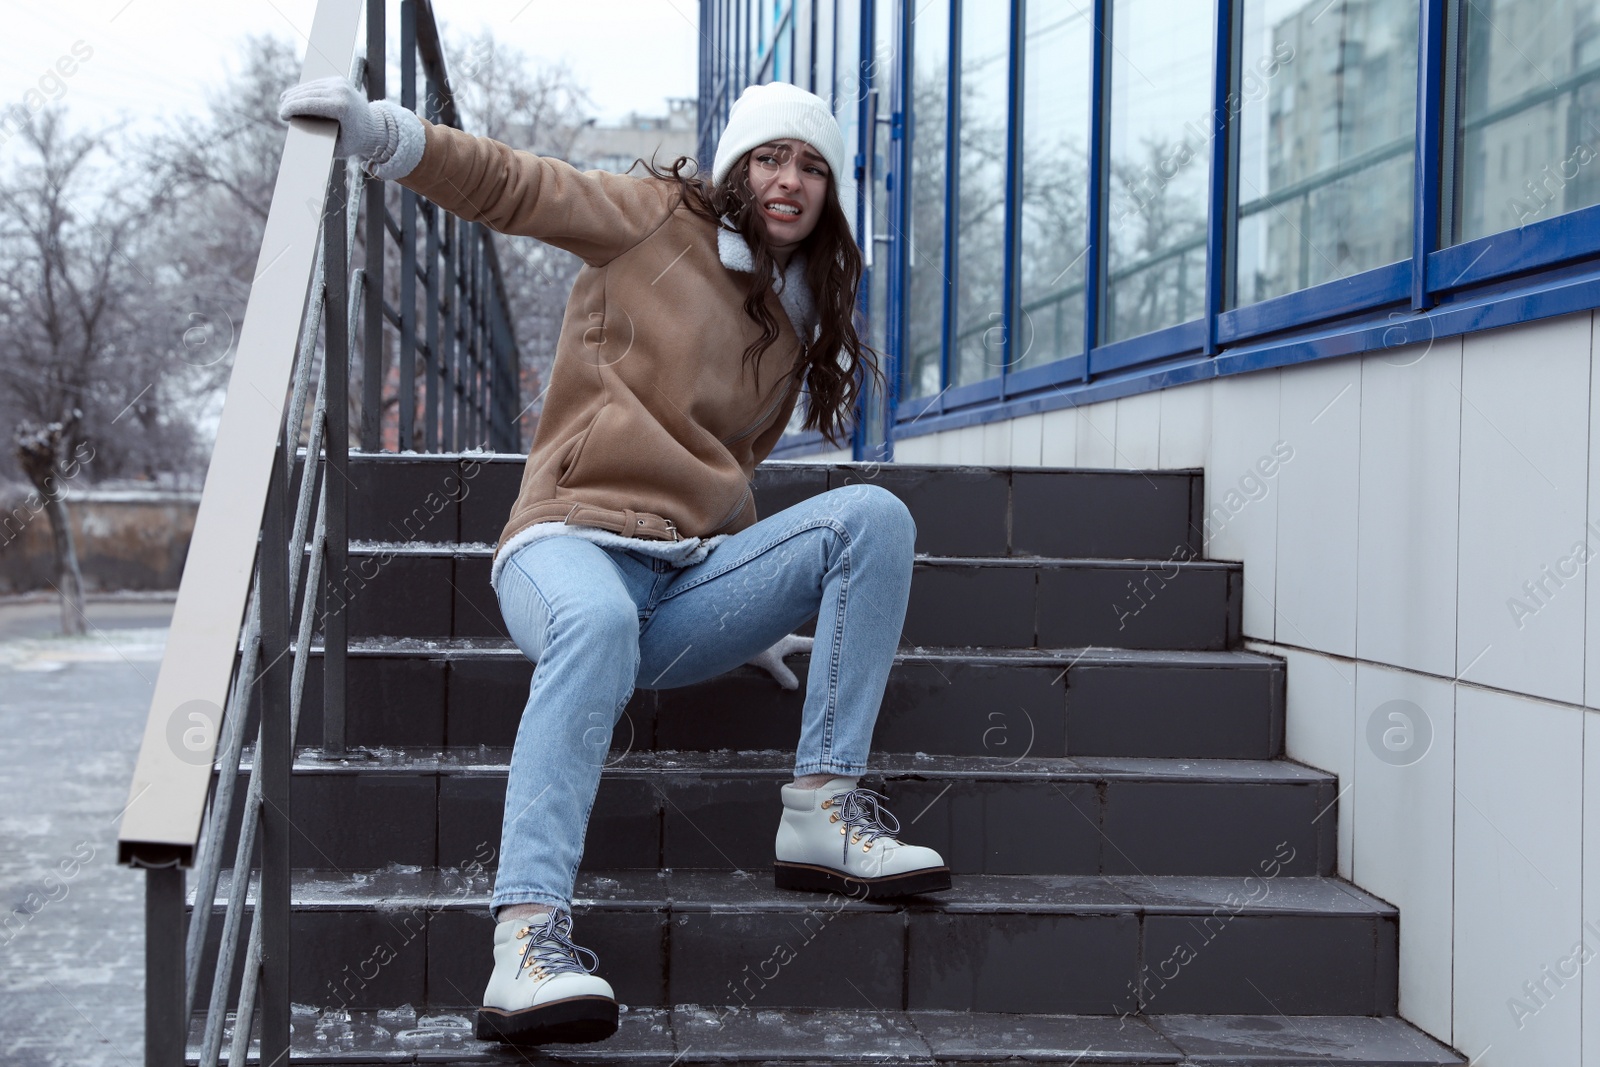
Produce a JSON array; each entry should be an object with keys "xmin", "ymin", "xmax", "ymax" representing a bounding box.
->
[{"xmin": 0, "ymin": 597, "xmax": 171, "ymax": 1066}]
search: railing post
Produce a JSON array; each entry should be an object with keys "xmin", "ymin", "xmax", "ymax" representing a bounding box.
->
[
  {"xmin": 443, "ymin": 214, "xmax": 457, "ymax": 451},
  {"xmin": 362, "ymin": 0, "xmax": 386, "ymax": 451},
  {"xmin": 399, "ymin": 0, "xmax": 419, "ymax": 452},
  {"xmin": 145, "ymin": 866, "xmax": 186, "ymax": 1066},
  {"xmin": 257, "ymin": 441, "xmax": 292, "ymax": 1064},
  {"xmin": 324, "ymin": 161, "xmax": 350, "ymax": 759}
]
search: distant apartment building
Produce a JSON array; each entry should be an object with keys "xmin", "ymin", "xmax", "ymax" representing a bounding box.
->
[{"xmin": 570, "ymin": 97, "xmax": 699, "ymax": 174}]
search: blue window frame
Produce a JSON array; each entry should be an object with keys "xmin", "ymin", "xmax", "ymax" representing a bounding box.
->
[{"xmin": 697, "ymin": 0, "xmax": 1600, "ymax": 460}]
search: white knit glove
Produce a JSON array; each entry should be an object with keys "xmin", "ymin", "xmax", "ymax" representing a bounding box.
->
[
  {"xmin": 277, "ymin": 75, "xmax": 424, "ymax": 179},
  {"xmin": 745, "ymin": 634, "xmax": 813, "ymax": 690}
]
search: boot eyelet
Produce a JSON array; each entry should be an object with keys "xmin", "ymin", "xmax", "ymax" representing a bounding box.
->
[
  {"xmin": 862, "ymin": 843, "xmax": 873, "ymax": 852},
  {"xmin": 821, "ymin": 799, "xmax": 832, "ymax": 809},
  {"xmin": 850, "ymin": 833, "xmax": 861, "ymax": 843},
  {"xmin": 516, "ymin": 926, "xmax": 530, "ymax": 938},
  {"xmin": 840, "ymin": 826, "xmax": 848, "ymax": 835},
  {"xmin": 829, "ymin": 813, "xmax": 839, "ymax": 823}
]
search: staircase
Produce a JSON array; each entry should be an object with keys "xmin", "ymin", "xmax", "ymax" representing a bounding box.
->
[{"xmin": 187, "ymin": 454, "xmax": 1464, "ymax": 1065}]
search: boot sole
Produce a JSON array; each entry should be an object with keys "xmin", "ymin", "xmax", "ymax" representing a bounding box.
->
[
  {"xmin": 474, "ymin": 995, "xmax": 619, "ymax": 1045},
  {"xmin": 773, "ymin": 860, "xmax": 953, "ymax": 899}
]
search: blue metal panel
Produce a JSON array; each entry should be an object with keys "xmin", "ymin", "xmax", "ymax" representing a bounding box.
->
[
  {"xmin": 939, "ymin": 372, "xmax": 1006, "ymax": 411},
  {"xmin": 1430, "ymin": 203, "xmax": 1600, "ymax": 293},
  {"xmin": 1202, "ymin": 0, "xmax": 1236, "ymax": 354},
  {"xmin": 1082, "ymin": 0, "xmax": 1109, "ymax": 376},
  {"xmin": 769, "ymin": 428, "xmax": 832, "ymax": 457},
  {"xmin": 884, "ymin": 0, "xmax": 910, "ymax": 460},
  {"xmin": 938, "ymin": 0, "xmax": 960, "ymax": 412},
  {"xmin": 889, "ymin": 353, "xmax": 1220, "ymax": 439},
  {"xmin": 1090, "ymin": 319, "xmax": 1208, "ymax": 374},
  {"xmin": 995, "ymin": 351, "xmax": 1090, "ymax": 396},
  {"xmin": 999, "ymin": 0, "xmax": 1023, "ymax": 400},
  {"xmin": 851, "ymin": 0, "xmax": 875, "ymax": 460},
  {"xmin": 1218, "ymin": 260, "xmax": 1413, "ymax": 344},
  {"xmin": 1412, "ymin": 0, "xmax": 1445, "ymax": 309}
]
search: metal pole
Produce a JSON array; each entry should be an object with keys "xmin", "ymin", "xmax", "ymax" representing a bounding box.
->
[
  {"xmin": 399, "ymin": 0, "xmax": 418, "ymax": 452},
  {"xmin": 257, "ymin": 442, "xmax": 292, "ymax": 1064},
  {"xmin": 144, "ymin": 866, "xmax": 186, "ymax": 1066},
  {"xmin": 362, "ymin": 0, "xmax": 386, "ymax": 451},
  {"xmin": 324, "ymin": 162, "xmax": 350, "ymax": 759}
]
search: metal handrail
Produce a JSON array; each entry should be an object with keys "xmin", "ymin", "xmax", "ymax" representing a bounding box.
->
[{"xmin": 119, "ymin": 1, "xmax": 525, "ymax": 1062}]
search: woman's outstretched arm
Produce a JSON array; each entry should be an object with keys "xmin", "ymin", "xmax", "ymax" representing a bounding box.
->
[{"xmin": 279, "ymin": 75, "xmax": 675, "ymax": 266}]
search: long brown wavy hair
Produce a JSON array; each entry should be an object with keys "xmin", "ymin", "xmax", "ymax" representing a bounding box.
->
[{"xmin": 638, "ymin": 151, "xmax": 885, "ymax": 450}]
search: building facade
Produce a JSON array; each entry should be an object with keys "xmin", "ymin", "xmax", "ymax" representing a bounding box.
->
[{"xmin": 702, "ymin": 0, "xmax": 1600, "ymax": 1063}]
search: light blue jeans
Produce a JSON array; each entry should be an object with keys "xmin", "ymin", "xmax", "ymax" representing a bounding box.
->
[{"xmin": 489, "ymin": 482, "xmax": 916, "ymax": 915}]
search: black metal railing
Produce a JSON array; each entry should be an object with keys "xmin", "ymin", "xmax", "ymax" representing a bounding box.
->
[{"xmin": 116, "ymin": 1, "xmax": 522, "ymax": 1062}]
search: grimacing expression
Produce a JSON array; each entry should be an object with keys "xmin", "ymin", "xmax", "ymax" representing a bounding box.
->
[{"xmin": 745, "ymin": 139, "xmax": 831, "ymax": 254}]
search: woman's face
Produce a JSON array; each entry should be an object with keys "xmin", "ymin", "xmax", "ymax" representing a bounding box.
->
[{"xmin": 744, "ymin": 139, "xmax": 832, "ymax": 259}]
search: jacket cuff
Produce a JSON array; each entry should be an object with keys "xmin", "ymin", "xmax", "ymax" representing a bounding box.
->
[{"xmin": 368, "ymin": 100, "xmax": 425, "ymax": 180}]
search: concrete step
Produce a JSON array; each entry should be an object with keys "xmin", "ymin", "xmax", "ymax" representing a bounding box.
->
[
  {"xmin": 190, "ymin": 869, "xmax": 1405, "ymax": 1019},
  {"xmin": 188, "ymin": 1005, "xmax": 1464, "ymax": 1065},
  {"xmin": 299, "ymin": 452, "xmax": 1206, "ymax": 562},
  {"xmin": 276, "ymin": 642, "xmax": 1284, "ymax": 759},
  {"xmin": 220, "ymin": 750, "xmax": 1337, "ymax": 877},
  {"xmin": 317, "ymin": 543, "xmax": 1243, "ymax": 650}
]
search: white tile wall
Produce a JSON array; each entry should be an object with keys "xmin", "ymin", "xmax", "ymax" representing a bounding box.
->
[
  {"xmin": 1276, "ymin": 357, "xmax": 1361, "ymax": 658},
  {"xmin": 1208, "ymin": 369, "xmax": 1282, "ymax": 641},
  {"xmin": 1453, "ymin": 686, "xmax": 1584, "ymax": 1067},
  {"xmin": 1588, "ymin": 331, "xmax": 1600, "ymax": 707},
  {"xmin": 1583, "ymin": 710, "xmax": 1600, "ymax": 1064},
  {"xmin": 1077, "ymin": 398, "xmax": 1119, "ymax": 468},
  {"xmin": 1458, "ymin": 313, "xmax": 1591, "ymax": 705},
  {"xmin": 1159, "ymin": 381, "xmax": 1212, "ymax": 469},
  {"xmin": 892, "ymin": 432, "xmax": 938, "ymax": 463},
  {"xmin": 982, "ymin": 419, "xmax": 1012, "ymax": 465},
  {"xmin": 1356, "ymin": 339, "xmax": 1463, "ymax": 679},
  {"xmin": 1275, "ymin": 644, "xmax": 1356, "ymax": 877},
  {"xmin": 1009, "ymin": 412, "xmax": 1044, "ymax": 467},
  {"xmin": 1352, "ymin": 661, "xmax": 1455, "ymax": 1041},
  {"xmin": 1114, "ymin": 391, "xmax": 1161, "ymax": 468},
  {"xmin": 1041, "ymin": 405, "xmax": 1078, "ymax": 466},
  {"xmin": 959, "ymin": 424, "xmax": 989, "ymax": 465},
  {"xmin": 799, "ymin": 312, "xmax": 1600, "ymax": 1062}
]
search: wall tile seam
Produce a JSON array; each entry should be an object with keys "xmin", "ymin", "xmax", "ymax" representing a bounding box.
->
[{"xmin": 1242, "ymin": 637, "xmax": 1596, "ymax": 716}]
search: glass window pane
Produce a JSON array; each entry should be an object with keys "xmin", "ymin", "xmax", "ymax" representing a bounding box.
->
[
  {"xmin": 1234, "ymin": 0, "xmax": 1416, "ymax": 307},
  {"xmin": 836, "ymin": 0, "xmax": 862, "ymax": 229},
  {"xmin": 1105, "ymin": 0, "xmax": 1214, "ymax": 343},
  {"xmin": 1457, "ymin": 0, "xmax": 1600, "ymax": 242},
  {"xmin": 867, "ymin": 0, "xmax": 894, "ymax": 355},
  {"xmin": 777, "ymin": 12, "xmax": 792, "ymax": 81},
  {"xmin": 818, "ymin": 0, "xmax": 836, "ymax": 104},
  {"xmin": 904, "ymin": 0, "xmax": 949, "ymax": 401},
  {"xmin": 952, "ymin": 0, "xmax": 1010, "ymax": 389},
  {"xmin": 1016, "ymin": 0, "xmax": 1091, "ymax": 372}
]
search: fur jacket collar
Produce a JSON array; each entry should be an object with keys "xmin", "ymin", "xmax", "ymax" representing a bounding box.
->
[{"xmin": 716, "ymin": 216, "xmax": 819, "ymax": 343}]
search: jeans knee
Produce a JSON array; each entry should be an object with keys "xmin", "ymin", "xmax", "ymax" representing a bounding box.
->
[
  {"xmin": 843, "ymin": 482, "xmax": 916, "ymax": 552},
  {"xmin": 555, "ymin": 593, "xmax": 639, "ymax": 662}
]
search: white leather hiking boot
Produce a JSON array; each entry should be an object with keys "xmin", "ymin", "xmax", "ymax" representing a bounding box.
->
[
  {"xmin": 773, "ymin": 776, "xmax": 952, "ymax": 898},
  {"xmin": 474, "ymin": 910, "xmax": 618, "ymax": 1045}
]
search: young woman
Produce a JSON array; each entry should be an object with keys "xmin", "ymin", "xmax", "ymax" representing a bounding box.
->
[{"xmin": 279, "ymin": 77, "xmax": 950, "ymax": 1047}]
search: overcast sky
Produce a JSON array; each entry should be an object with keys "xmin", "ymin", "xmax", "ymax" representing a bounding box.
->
[{"xmin": 0, "ymin": 0, "xmax": 701, "ymax": 136}]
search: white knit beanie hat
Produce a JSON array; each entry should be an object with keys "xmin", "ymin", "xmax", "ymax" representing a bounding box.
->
[{"xmin": 711, "ymin": 82, "xmax": 847, "ymax": 192}]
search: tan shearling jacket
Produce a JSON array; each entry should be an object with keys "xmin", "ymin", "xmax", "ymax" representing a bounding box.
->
[{"xmin": 395, "ymin": 118, "xmax": 821, "ymax": 573}]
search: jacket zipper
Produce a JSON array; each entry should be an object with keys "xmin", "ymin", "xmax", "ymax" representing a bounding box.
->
[
  {"xmin": 707, "ymin": 482, "xmax": 752, "ymax": 535},
  {"xmin": 720, "ymin": 365, "xmax": 801, "ymax": 448}
]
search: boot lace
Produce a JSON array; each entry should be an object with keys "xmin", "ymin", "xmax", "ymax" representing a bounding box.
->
[
  {"xmin": 829, "ymin": 786, "xmax": 903, "ymax": 863},
  {"xmin": 514, "ymin": 911, "xmax": 600, "ymax": 981}
]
